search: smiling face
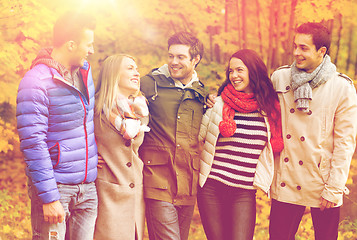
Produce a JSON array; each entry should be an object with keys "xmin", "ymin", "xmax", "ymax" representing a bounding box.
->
[
  {"xmin": 118, "ymin": 57, "xmax": 140, "ymax": 97},
  {"xmin": 70, "ymin": 29, "xmax": 94, "ymax": 68},
  {"xmin": 293, "ymin": 33, "xmax": 326, "ymax": 73},
  {"xmin": 168, "ymin": 44, "xmax": 200, "ymax": 85},
  {"xmin": 228, "ymin": 57, "xmax": 252, "ymax": 93}
]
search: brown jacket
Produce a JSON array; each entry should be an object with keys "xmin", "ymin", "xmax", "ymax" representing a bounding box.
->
[
  {"xmin": 94, "ymin": 115, "xmax": 148, "ymax": 240},
  {"xmin": 271, "ymin": 66, "xmax": 357, "ymax": 207}
]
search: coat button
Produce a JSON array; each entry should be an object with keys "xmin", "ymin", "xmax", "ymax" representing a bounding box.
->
[
  {"xmin": 286, "ymin": 134, "xmax": 291, "ymax": 139},
  {"xmin": 297, "ymin": 186, "xmax": 301, "ymax": 190},
  {"xmin": 284, "ymin": 157, "xmax": 289, "ymax": 162},
  {"xmin": 125, "ymin": 140, "xmax": 131, "ymax": 147},
  {"xmin": 147, "ymin": 160, "xmax": 151, "ymax": 164},
  {"xmin": 307, "ymin": 110, "xmax": 312, "ymax": 115},
  {"xmin": 281, "ymin": 182, "xmax": 286, "ymax": 187},
  {"xmin": 286, "ymin": 86, "xmax": 290, "ymax": 90},
  {"xmin": 129, "ymin": 183, "xmax": 135, "ymax": 188},
  {"xmin": 300, "ymin": 136, "xmax": 305, "ymax": 141},
  {"xmin": 290, "ymin": 108, "xmax": 295, "ymax": 113},
  {"xmin": 299, "ymin": 160, "xmax": 303, "ymax": 165},
  {"xmin": 126, "ymin": 162, "xmax": 132, "ymax": 167}
]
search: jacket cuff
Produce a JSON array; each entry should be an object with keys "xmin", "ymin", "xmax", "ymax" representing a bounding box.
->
[{"xmin": 321, "ymin": 185, "xmax": 344, "ymax": 205}]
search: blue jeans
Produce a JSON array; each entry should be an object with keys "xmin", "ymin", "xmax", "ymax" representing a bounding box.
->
[
  {"xmin": 269, "ymin": 199, "xmax": 340, "ymax": 240},
  {"xmin": 28, "ymin": 182, "xmax": 98, "ymax": 240},
  {"xmin": 145, "ymin": 198, "xmax": 195, "ymax": 240},
  {"xmin": 197, "ymin": 178, "xmax": 256, "ymax": 240}
]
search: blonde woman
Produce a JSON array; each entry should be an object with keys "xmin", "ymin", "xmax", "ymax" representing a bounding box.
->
[{"xmin": 94, "ymin": 54, "xmax": 149, "ymax": 240}]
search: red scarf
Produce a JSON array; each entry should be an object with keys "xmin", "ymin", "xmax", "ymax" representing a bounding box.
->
[{"xmin": 219, "ymin": 83, "xmax": 283, "ymax": 153}]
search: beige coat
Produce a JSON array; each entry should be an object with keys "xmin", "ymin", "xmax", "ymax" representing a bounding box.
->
[
  {"xmin": 198, "ymin": 97, "xmax": 275, "ymax": 194},
  {"xmin": 94, "ymin": 116, "xmax": 148, "ymax": 240},
  {"xmin": 271, "ymin": 66, "xmax": 357, "ymax": 207}
]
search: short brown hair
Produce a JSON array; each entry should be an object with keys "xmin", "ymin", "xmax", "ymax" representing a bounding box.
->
[
  {"xmin": 168, "ymin": 32, "xmax": 204, "ymax": 67},
  {"xmin": 53, "ymin": 11, "xmax": 96, "ymax": 47}
]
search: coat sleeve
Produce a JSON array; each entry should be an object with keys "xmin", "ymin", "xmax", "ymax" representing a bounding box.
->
[
  {"xmin": 16, "ymin": 73, "xmax": 60, "ymax": 204},
  {"xmin": 198, "ymin": 106, "xmax": 213, "ymax": 143},
  {"xmin": 321, "ymin": 79, "xmax": 357, "ymax": 203}
]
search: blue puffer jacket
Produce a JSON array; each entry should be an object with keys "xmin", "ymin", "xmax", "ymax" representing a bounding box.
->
[{"xmin": 16, "ymin": 55, "xmax": 98, "ymax": 204}]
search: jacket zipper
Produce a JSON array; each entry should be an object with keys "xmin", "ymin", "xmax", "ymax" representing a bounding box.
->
[{"xmin": 79, "ymin": 93, "xmax": 89, "ymax": 183}]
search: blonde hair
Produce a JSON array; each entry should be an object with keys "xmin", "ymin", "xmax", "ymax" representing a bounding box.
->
[{"xmin": 94, "ymin": 54, "xmax": 137, "ymax": 124}]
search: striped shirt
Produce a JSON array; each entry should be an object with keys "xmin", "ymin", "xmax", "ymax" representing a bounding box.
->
[{"xmin": 208, "ymin": 111, "xmax": 268, "ymax": 189}]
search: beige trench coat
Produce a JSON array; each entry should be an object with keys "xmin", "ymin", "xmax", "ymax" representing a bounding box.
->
[
  {"xmin": 94, "ymin": 115, "xmax": 148, "ymax": 240},
  {"xmin": 271, "ymin": 66, "xmax": 357, "ymax": 207}
]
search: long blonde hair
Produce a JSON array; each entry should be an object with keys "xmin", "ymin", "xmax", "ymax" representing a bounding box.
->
[{"xmin": 94, "ymin": 54, "xmax": 137, "ymax": 124}]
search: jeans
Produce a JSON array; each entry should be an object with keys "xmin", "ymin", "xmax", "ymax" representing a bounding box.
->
[
  {"xmin": 145, "ymin": 198, "xmax": 195, "ymax": 240},
  {"xmin": 269, "ymin": 199, "xmax": 340, "ymax": 240},
  {"xmin": 28, "ymin": 182, "xmax": 98, "ymax": 240},
  {"xmin": 197, "ymin": 178, "xmax": 256, "ymax": 240}
]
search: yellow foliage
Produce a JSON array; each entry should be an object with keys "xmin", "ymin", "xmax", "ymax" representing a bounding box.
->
[{"xmin": 0, "ymin": 120, "xmax": 18, "ymax": 154}]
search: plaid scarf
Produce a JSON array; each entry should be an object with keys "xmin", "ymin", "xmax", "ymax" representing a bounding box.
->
[{"xmin": 104, "ymin": 93, "xmax": 149, "ymax": 139}]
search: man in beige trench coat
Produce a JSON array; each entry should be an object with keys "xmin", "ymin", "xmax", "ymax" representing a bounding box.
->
[{"xmin": 269, "ymin": 22, "xmax": 357, "ymax": 240}]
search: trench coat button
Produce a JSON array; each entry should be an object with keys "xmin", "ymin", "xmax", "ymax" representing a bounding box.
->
[
  {"xmin": 299, "ymin": 160, "xmax": 303, "ymax": 165},
  {"xmin": 286, "ymin": 86, "xmax": 291, "ymax": 90},
  {"xmin": 284, "ymin": 157, "xmax": 289, "ymax": 163},
  {"xmin": 126, "ymin": 162, "xmax": 132, "ymax": 167},
  {"xmin": 286, "ymin": 134, "xmax": 291, "ymax": 139},
  {"xmin": 147, "ymin": 160, "xmax": 151, "ymax": 164},
  {"xmin": 290, "ymin": 108, "xmax": 295, "ymax": 113},
  {"xmin": 307, "ymin": 110, "xmax": 312, "ymax": 115},
  {"xmin": 125, "ymin": 140, "xmax": 131, "ymax": 147},
  {"xmin": 300, "ymin": 136, "xmax": 305, "ymax": 141},
  {"xmin": 281, "ymin": 182, "xmax": 286, "ymax": 187},
  {"xmin": 129, "ymin": 183, "xmax": 135, "ymax": 188},
  {"xmin": 297, "ymin": 186, "xmax": 301, "ymax": 190}
]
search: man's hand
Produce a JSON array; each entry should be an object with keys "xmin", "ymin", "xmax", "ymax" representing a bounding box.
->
[
  {"xmin": 43, "ymin": 200, "xmax": 65, "ymax": 224},
  {"xmin": 206, "ymin": 94, "xmax": 217, "ymax": 108},
  {"xmin": 320, "ymin": 197, "xmax": 337, "ymax": 211},
  {"xmin": 97, "ymin": 153, "xmax": 106, "ymax": 169}
]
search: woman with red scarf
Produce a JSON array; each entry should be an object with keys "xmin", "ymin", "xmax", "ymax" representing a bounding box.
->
[{"xmin": 198, "ymin": 49, "xmax": 283, "ymax": 240}]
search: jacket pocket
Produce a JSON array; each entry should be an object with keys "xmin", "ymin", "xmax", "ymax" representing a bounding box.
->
[
  {"xmin": 141, "ymin": 148, "xmax": 170, "ymax": 190},
  {"xmin": 49, "ymin": 142, "xmax": 61, "ymax": 168}
]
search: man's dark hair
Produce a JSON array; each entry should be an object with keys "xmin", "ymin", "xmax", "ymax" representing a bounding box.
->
[
  {"xmin": 168, "ymin": 32, "xmax": 204, "ymax": 67},
  {"xmin": 53, "ymin": 11, "xmax": 96, "ymax": 48},
  {"xmin": 296, "ymin": 22, "xmax": 331, "ymax": 54}
]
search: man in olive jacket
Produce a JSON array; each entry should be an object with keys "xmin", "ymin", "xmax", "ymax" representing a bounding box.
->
[{"xmin": 139, "ymin": 32, "xmax": 208, "ymax": 240}]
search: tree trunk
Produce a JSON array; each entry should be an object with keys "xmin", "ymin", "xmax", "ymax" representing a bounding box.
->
[
  {"xmin": 255, "ymin": 0, "xmax": 263, "ymax": 56},
  {"xmin": 273, "ymin": 0, "xmax": 281, "ymax": 69},
  {"xmin": 241, "ymin": 0, "xmax": 247, "ymax": 49},
  {"xmin": 267, "ymin": 0, "xmax": 276, "ymax": 71},
  {"xmin": 346, "ymin": 25, "xmax": 353, "ymax": 72},
  {"xmin": 334, "ymin": 13, "xmax": 343, "ymax": 65},
  {"xmin": 285, "ymin": 0, "xmax": 297, "ymax": 64}
]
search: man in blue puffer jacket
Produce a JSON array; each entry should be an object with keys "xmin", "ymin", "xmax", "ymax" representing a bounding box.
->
[{"xmin": 16, "ymin": 11, "xmax": 98, "ymax": 240}]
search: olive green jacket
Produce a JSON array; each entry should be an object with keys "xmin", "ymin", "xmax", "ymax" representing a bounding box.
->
[{"xmin": 139, "ymin": 65, "xmax": 208, "ymax": 205}]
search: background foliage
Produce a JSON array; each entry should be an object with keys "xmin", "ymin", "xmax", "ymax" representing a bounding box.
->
[{"xmin": 1, "ymin": 0, "xmax": 357, "ymax": 239}]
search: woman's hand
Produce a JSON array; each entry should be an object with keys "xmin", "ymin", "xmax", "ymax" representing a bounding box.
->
[{"xmin": 97, "ymin": 153, "xmax": 106, "ymax": 169}]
